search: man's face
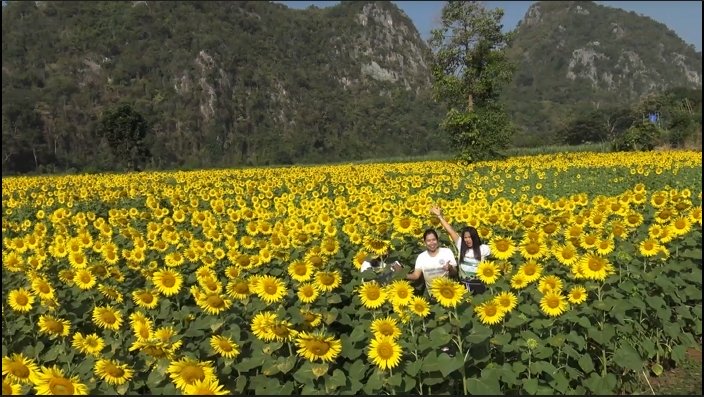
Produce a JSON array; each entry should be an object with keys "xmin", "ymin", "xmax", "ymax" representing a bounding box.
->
[{"xmin": 424, "ymin": 234, "xmax": 438, "ymax": 253}]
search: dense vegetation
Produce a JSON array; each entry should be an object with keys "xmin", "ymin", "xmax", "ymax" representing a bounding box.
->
[{"xmin": 1, "ymin": 0, "xmax": 702, "ymax": 175}]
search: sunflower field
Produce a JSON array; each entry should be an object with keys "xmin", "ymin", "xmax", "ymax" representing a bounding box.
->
[{"xmin": 2, "ymin": 151, "xmax": 702, "ymax": 395}]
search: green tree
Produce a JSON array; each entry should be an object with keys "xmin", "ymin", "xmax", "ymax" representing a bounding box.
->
[
  {"xmin": 97, "ymin": 103, "xmax": 151, "ymax": 171},
  {"xmin": 429, "ymin": 1, "xmax": 516, "ymax": 162}
]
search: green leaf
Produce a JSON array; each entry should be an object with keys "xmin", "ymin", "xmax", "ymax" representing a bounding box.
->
[
  {"xmin": 466, "ymin": 323, "xmax": 492, "ymax": 343},
  {"xmin": 670, "ymin": 344, "xmax": 688, "ymax": 363},
  {"xmin": 437, "ymin": 353, "xmax": 464, "ymax": 377},
  {"xmin": 327, "ymin": 369, "xmax": 347, "ymax": 389},
  {"xmin": 578, "ymin": 355, "xmax": 595, "ymax": 374},
  {"xmin": 588, "ymin": 324, "xmax": 615, "ymax": 345},
  {"xmin": 404, "ymin": 358, "xmax": 422, "ymax": 377},
  {"xmin": 428, "ymin": 326, "xmax": 452, "ymax": 348},
  {"xmin": 363, "ymin": 370, "xmax": 384, "ymax": 394},
  {"xmin": 467, "ymin": 373, "xmax": 502, "ymax": 395},
  {"xmin": 421, "ymin": 351, "xmax": 440, "ymax": 373},
  {"xmin": 523, "ymin": 378, "xmax": 539, "ymax": 395}
]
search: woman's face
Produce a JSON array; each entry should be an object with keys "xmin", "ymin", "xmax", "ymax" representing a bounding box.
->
[{"xmin": 463, "ymin": 231, "xmax": 474, "ymax": 248}]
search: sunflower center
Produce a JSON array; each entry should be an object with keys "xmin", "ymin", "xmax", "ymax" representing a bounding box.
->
[
  {"xmin": 306, "ymin": 339, "xmax": 331, "ymax": 356},
  {"xmin": 376, "ymin": 342, "xmax": 394, "ymax": 359},
  {"xmin": 302, "ymin": 287, "xmax": 315, "ymax": 297},
  {"xmin": 8, "ymin": 362, "xmax": 30, "ymax": 378},
  {"xmin": 138, "ymin": 327, "xmax": 150, "ymax": 339},
  {"xmin": 79, "ymin": 273, "xmax": 91, "ymax": 283},
  {"xmin": 234, "ymin": 283, "xmax": 249, "ymax": 294},
  {"xmin": 16, "ymin": 294, "xmax": 29, "ymax": 306},
  {"xmin": 400, "ymin": 218, "xmax": 411, "ymax": 228},
  {"xmin": 547, "ymin": 296, "xmax": 560, "ymax": 308},
  {"xmin": 588, "ymin": 258, "xmax": 603, "ymax": 271},
  {"xmin": 104, "ymin": 362, "xmax": 125, "ymax": 378},
  {"xmin": 440, "ymin": 286, "xmax": 454, "ymax": 299},
  {"xmin": 484, "ymin": 305, "xmax": 497, "ymax": 316},
  {"xmin": 294, "ymin": 264, "xmax": 307, "ymax": 275},
  {"xmin": 139, "ymin": 292, "xmax": 154, "ymax": 304},
  {"xmin": 85, "ymin": 337, "xmax": 99, "ymax": 348},
  {"xmin": 49, "ymin": 377, "xmax": 75, "ymax": 395},
  {"xmin": 181, "ymin": 365, "xmax": 205, "ymax": 384},
  {"xmin": 38, "ymin": 283, "xmax": 51, "ymax": 294},
  {"xmin": 571, "ymin": 291, "xmax": 582, "ymax": 299},
  {"xmin": 525, "ymin": 243, "xmax": 539, "ymax": 255},
  {"xmin": 100, "ymin": 311, "xmax": 117, "ymax": 324},
  {"xmin": 396, "ymin": 289, "xmax": 409, "ymax": 299},
  {"xmin": 272, "ymin": 324, "xmax": 290, "ymax": 337},
  {"xmin": 3, "ymin": 381, "xmax": 12, "ymax": 395},
  {"xmin": 45, "ymin": 319, "xmax": 65, "ymax": 334},
  {"xmin": 365, "ymin": 288, "xmax": 381, "ymax": 300},
  {"xmin": 562, "ymin": 249, "xmax": 575, "ymax": 259},
  {"xmin": 319, "ymin": 274, "xmax": 334, "ymax": 285},
  {"xmin": 218, "ymin": 341, "xmax": 233, "ymax": 352},
  {"xmin": 378, "ymin": 324, "xmax": 395, "ymax": 336},
  {"xmin": 414, "ymin": 302, "xmax": 426, "ymax": 312},
  {"xmin": 302, "ymin": 312, "xmax": 317, "ymax": 322},
  {"xmin": 194, "ymin": 387, "xmax": 217, "ymax": 395},
  {"xmin": 482, "ymin": 268, "xmax": 494, "ymax": 277},
  {"xmin": 585, "ymin": 236, "xmax": 597, "ymax": 244},
  {"xmin": 264, "ymin": 283, "xmax": 278, "ymax": 294},
  {"xmin": 206, "ymin": 295, "xmax": 225, "ymax": 308},
  {"xmin": 499, "ymin": 298, "xmax": 511, "ymax": 308},
  {"xmin": 496, "ymin": 240, "xmax": 509, "ymax": 251},
  {"xmin": 160, "ymin": 274, "xmax": 176, "ymax": 287},
  {"xmin": 523, "ymin": 265, "xmax": 536, "ymax": 276}
]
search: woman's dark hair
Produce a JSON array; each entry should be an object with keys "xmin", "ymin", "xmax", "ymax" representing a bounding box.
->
[
  {"xmin": 459, "ymin": 226, "xmax": 483, "ymax": 262},
  {"xmin": 369, "ymin": 257, "xmax": 382, "ymax": 268},
  {"xmin": 423, "ymin": 229, "xmax": 439, "ymax": 241}
]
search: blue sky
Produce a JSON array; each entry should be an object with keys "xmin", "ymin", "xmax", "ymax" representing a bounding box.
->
[{"xmin": 277, "ymin": 1, "xmax": 702, "ymax": 51}]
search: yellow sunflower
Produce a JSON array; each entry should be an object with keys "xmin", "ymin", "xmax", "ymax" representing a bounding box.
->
[
  {"xmin": 196, "ymin": 293, "xmax": 232, "ymax": 315},
  {"xmin": 254, "ymin": 275, "xmax": 287, "ymax": 304},
  {"xmin": 287, "ymin": 260, "xmax": 313, "ymax": 282},
  {"xmin": 314, "ymin": 270, "xmax": 341, "ymax": 292},
  {"xmin": 363, "ymin": 236, "xmax": 390, "ymax": 257},
  {"xmin": 519, "ymin": 240, "xmax": 548, "ymax": 260},
  {"xmin": 31, "ymin": 277, "xmax": 55, "ymax": 300},
  {"xmin": 540, "ymin": 291, "xmax": 568, "ymax": 317},
  {"xmin": 267, "ymin": 320, "xmax": 298, "ymax": 342},
  {"xmin": 370, "ymin": 317, "xmax": 401, "ymax": 340},
  {"xmin": 638, "ymin": 238, "xmax": 662, "ymax": 257},
  {"xmin": 477, "ymin": 261, "xmax": 501, "ymax": 285},
  {"xmin": 7, "ymin": 288, "xmax": 34, "ymax": 313},
  {"xmin": 97, "ymin": 284, "xmax": 124, "ymax": 303},
  {"xmin": 32, "ymin": 365, "xmax": 89, "ymax": 395},
  {"xmin": 2, "ymin": 353, "xmax": 40, "ymax": 384},
  {"xmin": 488, "ymin": 237, "xmax": 517, "ymax": 260},
  {"xmin": 301, "ymin": 310, "xmax": 323, "ymax": 328},
  {"xmin": 517, "ymin": 261, "xmax": 543, "ymax": 283},
  {"xmin": 578, "ymin": 254, "xmax": 614, "ymax": 281},
  {"xmin": 210, "ymin": 335, "xmax": 240, "ymax": 359},
  {"xmin": 73, "ymin": 269, "xmax": 96, "ymax": 290},
  {"xmin": 251, "ymin": 311, "xmax": 277, "ymax": 341},
  {"xmin": 358, "ymin": 281, "xmax": 387, "ymax": 309},
  {"xmin": 474, "ymin": 301, "xmax": 505, "ymax": 325},
  {"xmin": 2, "ymin": 379, "xmax": 22, "ymax": 395},
  {"xmin": 72, "ymin": 332, "xmax": 105, "ymax": 356},
  {"xmin": 551, "ymin": 243, "xmax": 579, "ymax": 266},
  {"xmin": 385, "ymin": 280, "xmax": 414, "ymax": 306},
  {"xmin": 409, "ymin": 296, "xmax": 430, "ymax": 317},
  {"xmin": 38, "ymin": 314, "xmax": 71, "ymax": 338},
  {"xmin": 152, "ymin": 269, "xmax": 183, "ymax": 296},
  {"xmin": 368, "ymin": 336, "xmax": 402, "ymax": 370},
  {"xmin": 295, "ymin": 331, "xmax": 342, "ymax": 362},
  {"xmin": 94, "ymin": 359, "xmax": 133, "ymax": 385},
  {"xmin": 537, "ymin": 275, "xmax": 563, "ymax": 294},
  {"xmin": 132, "ymin": 289, "xmax": 159, "ymax": 309},
  {"xmin": 167, "ymin": 358, "xmax": 216, "ymax": 391},
  {"xmin": 567, "ymin": 286, "xmax": 588, "ymax": 305},
  {"xmin": 224, "ymin": 278, "xmax": 250, "ymax": 300},
  {"xmin": 595, "ymin": 238, "xmax": 615, "ymax": 256},
  {"xmin": 493, "ymin": 291, "xmax": 518, "ymax": 312},
  {"xmin": 297, "ymin": 283, "xmax": 319, "ymax": 304},
  {"xmin": 182, "ymin": 378, "xmax": 230, "ymax": 395},
  {"xmin": 429, "ymin": 277, "xmax": 465, "ymax": 308},
  {"xmin": 92, "ymin": 306, "xmax": 123, "ymax": 331}
]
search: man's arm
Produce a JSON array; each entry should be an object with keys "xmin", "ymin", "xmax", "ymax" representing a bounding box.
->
[{"xmin": 406, "ymin": 269, "xmax": 423, "ymax": 280}]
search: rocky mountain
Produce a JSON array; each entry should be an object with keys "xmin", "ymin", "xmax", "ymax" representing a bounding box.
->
[
  {"xmin": 1, "ymin": 1, "xmax": 445, "ymax": 173},
  {"xmin": 503, "ymin": 1, "xmax": 702, "ymax": 146}
]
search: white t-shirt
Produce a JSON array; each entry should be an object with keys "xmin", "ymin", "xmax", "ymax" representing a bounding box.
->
[
  {"xmin": 360, "ymin": 260, "xmax": 381, "ymax": 273},
  {"xmin": 455, "ymin": 237, "xmax": 491, "ymax": 279},
  {"xmin": 414, "ymin": 247, "xmax": 457, "ymax": 290}
]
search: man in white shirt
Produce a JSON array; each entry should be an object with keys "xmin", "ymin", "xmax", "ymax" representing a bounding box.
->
[{"xmin": 406, "ymin": 229, "xmax": 457, "ymax": 293}]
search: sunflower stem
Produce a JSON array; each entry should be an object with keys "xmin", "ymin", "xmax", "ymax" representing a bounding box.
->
[{"xmin": 453, "ymin": 308, "xmax": 468, "ymax": 395}]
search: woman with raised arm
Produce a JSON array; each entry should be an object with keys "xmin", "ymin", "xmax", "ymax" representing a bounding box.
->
[{"xmin": 430, "ymin": 205, "xmax": 491, "ymax": 295}]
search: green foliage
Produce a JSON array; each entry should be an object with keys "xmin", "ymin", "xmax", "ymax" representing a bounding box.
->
[
  {"xmin": 429, "ymin": 1, "xmax": 516, "ymax": 163},
  {"xmin": 442, "ymin": 105, "xmax": 514, "ymax": 162},
  {"xmin": 1, "ymin": 0, "xmax": 446, "ymax": 174},
  {"xmin": 502, "ymin": 1, "xmax": 702, "ymax": 146},
  {"xmin": 97, "ymin": 103, "xmax": 151, "ymax": 170},
  {"xmin": 612, "ymin": 121, "xmax": 664, "ymax": 151}
]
